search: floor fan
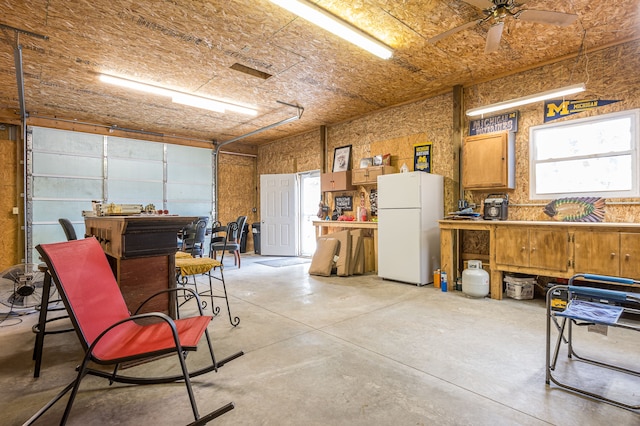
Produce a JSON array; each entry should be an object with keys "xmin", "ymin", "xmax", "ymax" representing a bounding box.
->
[{"xmin": 0, "ymin": 264, "xmax": 49, "ymax": 316}]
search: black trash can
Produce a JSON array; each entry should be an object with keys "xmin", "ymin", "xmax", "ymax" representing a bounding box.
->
[
  {"xmin": 252, "ymin": 222, "xmax": 261, "ymax": 255},
  {"xmin": 240, "ymin": 223, "xmax": 249, "ymax": 253}
]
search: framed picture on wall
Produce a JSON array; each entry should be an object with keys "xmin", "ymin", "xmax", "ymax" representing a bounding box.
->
[
  {"xmin": 414, "ymin": 143, "xmax": 432, "ymax": 173},
  {"xmin": 333, "ymin": 145, "xmax": 352, "ymax": 172}
]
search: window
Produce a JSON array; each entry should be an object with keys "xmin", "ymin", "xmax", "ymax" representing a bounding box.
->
[{"xmin": 529, "ymin": 109, "xmax": 640, "ymax": 200}]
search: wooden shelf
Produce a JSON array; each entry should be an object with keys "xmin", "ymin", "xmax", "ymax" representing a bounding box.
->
[{"xmin": 351, "ymin": 165, "xmax": 396, "ymax": 185}]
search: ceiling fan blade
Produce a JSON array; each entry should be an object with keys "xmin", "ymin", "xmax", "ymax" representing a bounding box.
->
[
  {"xmin": 462, "ymin": 0, "xmax": 494, "ymax": 10},
  {"xmin": 484, "ymin": 21, "xmax": 504, "ymax": 54},
  {"xmin": 517, "ymin": 9, "xmax": 578, "ymax": 27},
  {"xmin": 428, "ymin": 19, "xmax": 483, "ymax": 44}
]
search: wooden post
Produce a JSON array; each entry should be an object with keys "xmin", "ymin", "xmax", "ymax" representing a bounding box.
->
[{"xmin": 453, "ymin": 84, "xmax": 464, "ymax": 201}]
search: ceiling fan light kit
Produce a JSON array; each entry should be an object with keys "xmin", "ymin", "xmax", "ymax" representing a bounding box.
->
[
  {"xmin": 269, "ymin": 0, "xmax": 393, "ymax": 59},
  {"xmin": 99, "ymin": 74, "xmax": 258, "ymax": 116},
  {"xmin": 466, "ymin": 83, "xmax": 586, "ymax": 116}
]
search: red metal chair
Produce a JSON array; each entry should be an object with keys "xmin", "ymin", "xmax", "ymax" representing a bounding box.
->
[{"xmin": 26, "ymin": 237, "xmax": 243, "ymax": 425}]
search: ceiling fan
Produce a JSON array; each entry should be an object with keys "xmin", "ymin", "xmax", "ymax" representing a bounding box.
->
[{"xmin": 429, "ymin": 0, "xmax": 578, "ymax": 54}]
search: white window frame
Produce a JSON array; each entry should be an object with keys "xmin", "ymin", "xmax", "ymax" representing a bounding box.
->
[{"xmin": 529, "ymin": 109, "xmax": 640, "ymax": 200}]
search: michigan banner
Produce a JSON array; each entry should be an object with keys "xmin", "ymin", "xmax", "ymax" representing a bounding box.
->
[
  {"xmin": 414, "ymin": 143, "xmax": 432, "ymax": 173},
  {"xmin": 544, "ymin": 99, "xmax": 620, "ymax": 122},
  {"xmin": 469, "ymin": 111, "xmax": 518, "ymax": 136}
]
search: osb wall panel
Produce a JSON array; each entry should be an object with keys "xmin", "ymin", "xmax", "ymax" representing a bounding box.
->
[
  {"xmin": 327, "ymin": 93, "xmax": 457, "ymax": 216},
  {"xmin": 257, "ymin": 128, "xmax": 323, "ymax": 176},
  {"xmin": 256, "ymin": 93, "xmax": 457, "ymax": 218},
  {"xmin": 0, "ymin": 137, "xmax": 19, "ymax": 269},
  {"xmin": 464, "ymin": 40, "xmax": 640, "ymax": 223},
  {"xmin": 461, "ymin": 230, "xmax": 490, "ymax": 257},
  {"xmin": 217, "ymin": 152, "xmax": 257, "ymax": 251}
]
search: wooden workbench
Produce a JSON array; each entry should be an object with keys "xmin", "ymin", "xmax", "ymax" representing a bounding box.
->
[
  {"xmin": 312, "ymin": 220, "xmax": 378, "ymax": 272},
  {"xmin": 85, "ymin": 215, "xmax": 197, "ymax": 315},
  {"xmin": 439, "ymin": 219, "xmax": 640, "ymax": 300}
]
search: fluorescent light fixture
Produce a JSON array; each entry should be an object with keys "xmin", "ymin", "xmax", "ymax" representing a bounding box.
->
[
  {"xmin": 99, "ymin": 74, "xmax": 174, "ymax": 97},
  {"xmin": 466, "ymin": 83, "xmax": 586, "ymax": 117},
  {"xmin": 172, "ymin": 94, "xmax": 226, "ymax": 113},
  {"xmin": 99, "ymin": 74, "xmax": 258, "ymax": 116},
  {"xmin": 270, "ymin": 0, "xmax": 393, "ymax": 60}
]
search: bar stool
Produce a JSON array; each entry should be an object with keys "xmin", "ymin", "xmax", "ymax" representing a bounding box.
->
[{"xmin": 175, "ymin": 222, "xmax": 239, "ymax": 326}]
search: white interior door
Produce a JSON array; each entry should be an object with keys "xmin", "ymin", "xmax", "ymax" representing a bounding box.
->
[{"xmin": 260, "ymin": 174, "xmax": 298, "ymax": 256}]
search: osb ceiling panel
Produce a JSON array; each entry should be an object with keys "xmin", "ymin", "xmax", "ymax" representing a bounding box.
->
[{"xmin": 0, "ymin": 0, "xmax": 638, "ymax": 146}]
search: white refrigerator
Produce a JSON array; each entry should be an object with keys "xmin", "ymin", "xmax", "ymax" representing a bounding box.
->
[{"xmin": 377, "ymin": 171, "xmax": 443, "ymax": 285}]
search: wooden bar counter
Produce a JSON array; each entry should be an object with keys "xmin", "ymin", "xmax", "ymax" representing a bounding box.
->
[
  {"xmin": 440, "ymin": 219, "xmax": 640, "ymax": 300},
  {"xmin": 312, "ymin": 220, "xmax": 378, "ymax": 272},
  {"xmin": 85, "ymin": 215, "xmax": 196, "ymax": 316}
]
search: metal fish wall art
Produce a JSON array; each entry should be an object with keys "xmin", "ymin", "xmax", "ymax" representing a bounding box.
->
[{"xmin": 543, "ymin": 197, "xmax": 605, "ymax": 222}]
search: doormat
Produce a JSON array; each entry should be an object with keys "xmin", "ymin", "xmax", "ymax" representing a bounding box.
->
[{"xmin": 256, "ymin": 258, "xmax": 312, "ymax": 268}]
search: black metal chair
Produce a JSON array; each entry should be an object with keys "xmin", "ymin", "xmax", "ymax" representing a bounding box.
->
[
  {"xmin": 211, "ymin": 216, "xmax": 246, "ymax": 268},
  {"xmin": 177, "ymin": 221, "xmax": 240, "ymax": 327},
  {"xmin": 58, "ymin": 218, "xmax": 77, "ymax": 241},
  {"xmin": 179, "ymin": 216, "xmax": 208, "ymax": 257}
]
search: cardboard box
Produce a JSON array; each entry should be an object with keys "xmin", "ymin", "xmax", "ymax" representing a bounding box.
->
[{"xmin": 505, "ymin": 282, "xmax": 534, "ymax": 300}]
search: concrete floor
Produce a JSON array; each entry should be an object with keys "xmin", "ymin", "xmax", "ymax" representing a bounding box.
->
[{"xmin": 1, "ymin": 254, "xmax": 638, "ymax": 425}]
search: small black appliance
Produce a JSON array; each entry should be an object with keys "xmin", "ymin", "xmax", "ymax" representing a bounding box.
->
[{"xmin": 483, "ymin": 193, "xmax": 509, "ymax": 220}]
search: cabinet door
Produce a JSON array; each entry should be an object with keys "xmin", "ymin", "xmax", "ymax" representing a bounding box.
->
[
  {"xmin": 530, "ymin": 230, "xmax": 568, "ymax": 272},
  {"xmin": 462, "ymin": 132, "xmax": 513, "ymax": 190},
  {"xmin": 574, "ymin": 231, "xmax": 620, "ymax": 276},
  {"xmin": 495, "ymin": 227, "xmax": 529, "ymax": 266},
  {"xmin": 351, "ymin": 168, "xmax": 369, "ymax": 185},
  {"xmin": 620, "ymin": 233, "xmax": 640, "ymax": 278},
  {"xmin": 352, "ymin": 166, "xmax": 395, "ymax": 185},
  {"xmin": 320, "ymin": 173, "xmax": 334, "ymax": 191},
  {"xmin": 365, "ymin": 166, "xmax": 386, "ymax": 182},
  {"xmin": 321, "ymin": 171, "xmax": 354, "ymax": 191}
]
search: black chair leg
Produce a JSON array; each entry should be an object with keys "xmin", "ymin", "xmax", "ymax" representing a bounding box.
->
[
  {"xmin": 217, "ymin": 268, "xmax": 240, "ymax": 327},
  {"xmin": 32, "ymin": 268, "xmax": 75, "ymax": 378},
  {"xmin": 61, "ymin": 357, "xmax": 91, "ymax": 424},
  {"xmin": 32, "ymin": 271, "xmax": 52, "ymax": 378},
  {"xmin": 205, "ymin": 272, "xmax": 220, "ymax": 317}
]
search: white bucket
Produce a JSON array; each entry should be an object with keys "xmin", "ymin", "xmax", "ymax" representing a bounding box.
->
[{"xmin": 462, "ymin": 260, "xmax": 489, "ymax": 298}]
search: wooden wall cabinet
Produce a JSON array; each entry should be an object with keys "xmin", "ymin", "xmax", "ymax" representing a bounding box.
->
[
  {"xmin": 495, "ymin": 226, "xmax": 569, "ymax": 273},
  {"xmin": 352, "ymin": 165, "xmax": 396, "ymax": 185},
  {"xmin": 462, "ymin": 131, "xmax": 515, "ymax": 190},
  {"xmin": 321, "ymin": 171, "xmax": 354, "ymax": 192},
  {"xmin": 574, "ymin": 231, "xmax": 640, "ymax": 277}
]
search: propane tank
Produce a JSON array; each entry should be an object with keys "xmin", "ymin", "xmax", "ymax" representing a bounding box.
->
[{"xmin": 462, "ymin": 260, "xmax": 489, "ymax": 298}]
